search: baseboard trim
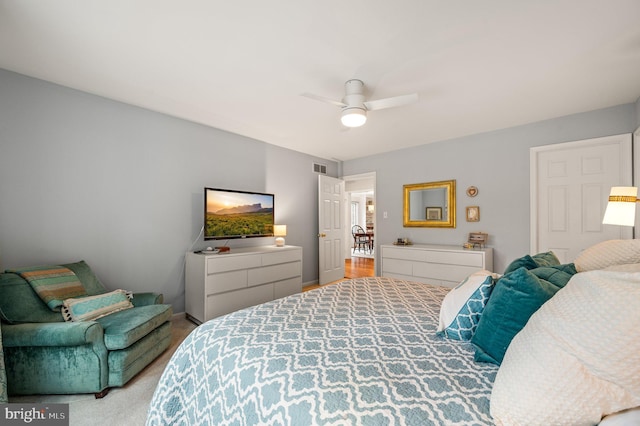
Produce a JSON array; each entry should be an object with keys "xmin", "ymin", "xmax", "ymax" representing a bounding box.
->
[{"xmin": 171, "ymin": 311, "xmax": 186, "ymax": 320}]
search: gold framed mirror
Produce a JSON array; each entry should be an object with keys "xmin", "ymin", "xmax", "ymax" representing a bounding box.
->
[{"xmin": 403, "ymin": 180, "xmax": 456, "ymax": 228}]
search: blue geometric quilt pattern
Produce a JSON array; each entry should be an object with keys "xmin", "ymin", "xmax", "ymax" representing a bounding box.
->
[{"xmin": 147, "ymin": 277, "xmax": 498, "ymax": 425}]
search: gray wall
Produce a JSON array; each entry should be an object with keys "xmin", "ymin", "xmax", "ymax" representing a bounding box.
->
[
  {"xmin": 0, "ymin": 69, "xmax": 338, "ymax": 313},
  {"xmin": 2, "ymin": 67, "xmax": 638, "ymax": 309},
  {"xmin": 343, "ymin": 103, "xmax": 639, "ymax": 273}
]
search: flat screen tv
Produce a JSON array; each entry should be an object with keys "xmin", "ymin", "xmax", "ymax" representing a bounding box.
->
[{"xmin": 204, "ymin": 187, "xmax": 274, "ymax": 240}]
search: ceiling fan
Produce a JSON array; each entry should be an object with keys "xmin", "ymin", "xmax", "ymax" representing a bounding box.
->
[{"xmin": 302, "ymin": 79, "xmax": 419, "ymax": 128}]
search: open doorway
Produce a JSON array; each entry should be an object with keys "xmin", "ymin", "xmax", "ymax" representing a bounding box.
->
[{"xmin": 344, "ymin": 172, "xmax": 376, "ymax": 278}]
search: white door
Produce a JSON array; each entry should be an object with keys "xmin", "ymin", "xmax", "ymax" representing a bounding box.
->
[
  {"xmin": 318, "ymin": 175, "xmax": 345, "ymax": 284},
  {"xmin": 531, "ymin": 134, "xmax": 633, "ymax": 263}
]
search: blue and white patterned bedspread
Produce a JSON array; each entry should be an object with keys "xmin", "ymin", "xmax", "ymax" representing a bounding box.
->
[{"xmin": 147, "ymin": 277, "xmax": 498, "ymax": 425}]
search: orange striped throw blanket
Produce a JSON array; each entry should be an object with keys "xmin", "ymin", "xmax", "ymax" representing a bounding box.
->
[{"xmin": 10, "ymin": 266, "xmax": 87, "ymax": 311}]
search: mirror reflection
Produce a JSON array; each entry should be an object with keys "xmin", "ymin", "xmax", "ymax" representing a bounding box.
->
[{"xmin": 403, "ymin": 180, "xmax": 456, "ymax": 228}]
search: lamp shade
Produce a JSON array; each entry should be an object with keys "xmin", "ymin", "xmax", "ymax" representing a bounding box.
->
[
  {"xmin": 341, "ymin": 107, "xmax": 367, "ymax": 127},
  {"xmin": 602, "ymin": 186, "xmax": 638, "ymax": 226},
  {"xmin": 274, "ymin": 224, "xmax": 287, "ymax": 247}
]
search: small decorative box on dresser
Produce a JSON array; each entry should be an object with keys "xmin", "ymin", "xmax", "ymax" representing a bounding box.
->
[
  {"xmin": 381, "ymin": 244, "xmax": 493, "ymax": 288},
  {"xmin": 185, "ymin": 245, "xmax": 302, "ymax": 324}
]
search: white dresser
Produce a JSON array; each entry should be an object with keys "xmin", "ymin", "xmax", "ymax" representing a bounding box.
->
[
  {"xmin": 185, "ymin": 245, "xmax": 303, "ymax": 324},
  {"xmin": 380, "ymin": 244, "xmax": 493, "ymax": 287}
]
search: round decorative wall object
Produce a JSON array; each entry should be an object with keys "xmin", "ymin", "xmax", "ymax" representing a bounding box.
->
[{"xmin": 466, "ymin": 186, "xmax": 478, "ymax": 197}]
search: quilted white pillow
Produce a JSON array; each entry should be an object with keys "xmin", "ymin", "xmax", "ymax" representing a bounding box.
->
[
  {"xmin": 599, "ymin": 407, "xmax": 640, "ymax": 426},
  {"xmin": 490, "ymin": 270, "xmax": 640, "ymax": 425},
  {"xmin": 604, "ymin": 263, "xmax": 640, "ymax": 273},
  {"xmin": 574, "ymin": 239, "xmax": 640, "ymax": 272},
  {"xmin": 437, "ymin": 269, "xmax": 498, "ymax": 340}
]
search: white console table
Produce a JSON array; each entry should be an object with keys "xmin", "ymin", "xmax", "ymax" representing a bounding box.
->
[
  {"xmin": 185, "ymin": 245, "xmax": 302, "ymax": 324},
  {"xmin": 380, "ymin": 244, "xmax": 493, "ymax": 288}
]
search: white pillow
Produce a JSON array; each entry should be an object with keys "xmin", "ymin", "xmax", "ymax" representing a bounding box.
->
[
  {"xmin": 437, "ymin": 269, "xmax": 498, "ymax": 340},
  {"xmin": 599, "ymin": 407, "xmax": 640, "ymax": 426},
  {"xmin": 490, "ymin": 270, "xmax": 640, "ymax": 425},
  {"xmin": 574, "ymin": 239, "xmax": 640, "ymax": 272},
  {"xmin": 604, "ymin": 263, "xmax": 640, "ymax": 273}
]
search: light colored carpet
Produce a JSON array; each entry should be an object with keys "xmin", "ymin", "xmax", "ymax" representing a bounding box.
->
[{"xmin": 9, "ymin": 315, "xmax": 197, "ymax": 426}]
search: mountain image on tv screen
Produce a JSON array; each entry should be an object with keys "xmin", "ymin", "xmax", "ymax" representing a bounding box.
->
[{"xmin": 205, "ymin": 188, "xmax": 274, "ymax": 239}]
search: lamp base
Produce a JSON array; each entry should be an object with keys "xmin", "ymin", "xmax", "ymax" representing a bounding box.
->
[{"xmin": 275, "ymin": 237, "xmax": 285, "ymax": 247}]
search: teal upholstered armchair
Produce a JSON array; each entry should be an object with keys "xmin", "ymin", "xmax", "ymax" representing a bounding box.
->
[
  {"xmin": 0, "ymin": 326, "xmax": 7, "ymax": 403},
  {"xmin": 0, "ymin": 260, "xmax": 172, "ymax": 398}
]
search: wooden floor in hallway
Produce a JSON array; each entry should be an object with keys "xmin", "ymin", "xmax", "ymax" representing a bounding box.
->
[
  {"xmin": 303, "ymin": 256, "xmax": 375, "ymax": 292},
  {"xmin": 345, "ymin": 256, "xmax": 375, "ymax": 279}
]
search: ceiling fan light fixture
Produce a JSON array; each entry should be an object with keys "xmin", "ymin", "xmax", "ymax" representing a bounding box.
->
[{"xmin": 341, "ymin": 107, "xmax": 367, "ymax": 127}]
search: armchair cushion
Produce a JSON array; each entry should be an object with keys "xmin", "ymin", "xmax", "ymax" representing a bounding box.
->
[
  {"xmin": 131, "ymin": 292, "xmax": 164, "ymax": 307},
  {"xmin": 96, "ymin": 304, "xmax": 172, "ymax": 350}
]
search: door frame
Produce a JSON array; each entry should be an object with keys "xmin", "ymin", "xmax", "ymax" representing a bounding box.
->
[
  {"xmin": 342, "ymin": 171, "xmax": 377, "ymax": 264},
  {"xmin": 530, "ymin": 133, "xmax": 633, "ymax": 255},
  {"xmin": 318, "ymin": 174, "xmax": 346, "ymax": 285},
  {"xmin": 635, "ymin": 126, "xmax": 640, "ymax": 232}
]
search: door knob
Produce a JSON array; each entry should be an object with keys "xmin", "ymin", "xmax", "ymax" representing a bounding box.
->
[{"xmin": 318, "ymin": 233, "xmax": 326, "ymax": 237}]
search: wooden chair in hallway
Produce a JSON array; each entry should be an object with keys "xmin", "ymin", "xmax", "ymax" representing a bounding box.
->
[{"xmin": 351, "ymin": 225, "xmax": 369, "ymax": 253}]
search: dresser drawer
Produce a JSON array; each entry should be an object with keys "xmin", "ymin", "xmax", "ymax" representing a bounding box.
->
[
  {"xmin": 274, "ymin": 277, "xmax": 302, "ymax": 299},
  {"xmin": 262, "ymin": 249, "xmax": 302, "ymax": 266},
  {"xmin": 206, "ymin": 283, "xmax": 273, "ymax": 318},
  {"xmin": 206, "ymin": 270, "xmax": 247, "ymax": 294},
  {"xmin": 382, "ymin": 258, "xmax": 413, "ymax": 276},
  {"xmin": 382, "ymin": 247, "xmax": 425, "ymax": 262},
  {"xmin": 423, "ymin": 250, "xmax": 484, "ymax": 268},
  {"xmin": 207, "ymin": 254, "xmax": 261, "ymax": 274},
  {"xmin": 413, "ymin": 262, "xmax": 480, "ymax": 283},
  {"xmin": 248, "ymin": 261, "xmax": 300, "ymax": 287}
]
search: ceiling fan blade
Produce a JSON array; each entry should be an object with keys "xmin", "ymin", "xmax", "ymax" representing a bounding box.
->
[
  {"xmin": 301, "ymin": 92, "xmax": 346, "ymax": 108},
  {"xmin": 363, "ymin": 93, "xmax": 418, "ymax": 111}
]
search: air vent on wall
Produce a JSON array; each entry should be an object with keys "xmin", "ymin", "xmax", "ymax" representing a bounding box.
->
[{"xmin": 313, "ymin": 162, "xmax": 327, "ymax": 174}]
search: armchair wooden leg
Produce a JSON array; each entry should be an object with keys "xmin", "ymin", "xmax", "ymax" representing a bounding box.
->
[{"xmin": 95, "ymin": 388, "xmax": 110, "ymax": 399}]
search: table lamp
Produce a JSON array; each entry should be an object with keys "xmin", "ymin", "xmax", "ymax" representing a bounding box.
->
[
  {"xmin": 274, "ymin": 225, "xmax": 287, "ymax": 247},
  {"xmin": 602, "ymin": 186, "xmax": 638, "ymax": 226}
]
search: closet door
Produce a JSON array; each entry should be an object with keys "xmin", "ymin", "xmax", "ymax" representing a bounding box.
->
[{"xmin": 530, "ymin": 134, "xmax": 632, "ymax": 263}]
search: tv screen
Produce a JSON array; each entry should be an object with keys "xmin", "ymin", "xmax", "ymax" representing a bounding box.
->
[{"xmin": 204, "ymin": 187, "xmax": 274, "ymax": 240}]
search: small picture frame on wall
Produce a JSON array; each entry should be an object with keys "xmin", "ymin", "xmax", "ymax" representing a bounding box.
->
[
  {"xmin": 466, "ymin": 186, "xmax": 478, "ymax": 197},
  {"xmin": 466, "ymin": 206, "xmax": 480, "ymax": 222},
  {"xmin": 426, "ymin": 207, "xmax": 442, "ymax": 220}
]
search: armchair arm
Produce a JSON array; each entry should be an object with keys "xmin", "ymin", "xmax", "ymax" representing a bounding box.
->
[
  {"xmin": 131, "ymin": 292, "xmax": 163, "ymax": 307},
  {"xmin": 2, "ymin": 321, "xmax": 103, "ymax": 348}
]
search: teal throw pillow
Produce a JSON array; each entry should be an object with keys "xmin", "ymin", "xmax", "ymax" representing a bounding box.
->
[
  {"xmin": 61, "ymin": 289, "xmax": 133, "ymax": 322},
  {"xmin": 437, "ymin": 270, "xmax": 497, "ymax": 341},
  {"xmin": 503, "ymin": 251, "xmax": 560, "ymax": 275},
  {"xmin": 471, "ymin": 263, "xmax": 576, "ymax": 365}
]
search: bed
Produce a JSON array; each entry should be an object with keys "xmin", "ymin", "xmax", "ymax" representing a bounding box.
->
[
  {"xmin": 147, "ymin": 277, "xmax": 498, "ymax": 425},
  {"xmin": 147, "ymin": 240, "xmax": 640, "ymax": 425}
]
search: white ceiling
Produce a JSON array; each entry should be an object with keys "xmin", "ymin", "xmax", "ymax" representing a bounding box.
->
[{"xmin": 1, "ymin": 1, "xmax": 640, "ymax": 161}]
